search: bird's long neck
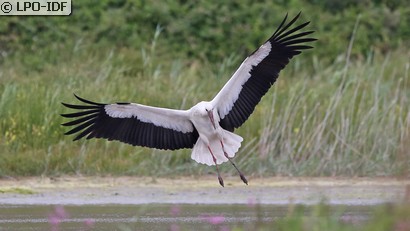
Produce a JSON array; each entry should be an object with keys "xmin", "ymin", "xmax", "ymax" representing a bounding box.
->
[{"xmin": 207, "ymin": 109, "xmax": 216, "ymax": 129}]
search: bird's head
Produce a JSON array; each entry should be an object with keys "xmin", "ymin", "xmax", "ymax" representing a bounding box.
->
[
  {"xmin": 193, "ymin": 101, "xmax": 213, "ymax": 115},
  {"xmin": 192, "ymin": 101, "xmax": 216, "ymax": 127}
]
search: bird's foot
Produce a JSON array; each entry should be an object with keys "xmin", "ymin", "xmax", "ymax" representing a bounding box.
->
[
  {"xmin": 240, "ymin": 173, "xmax": 248, "ymax": 185},
  {"xmin": 218, "ymin": 175, "xmax": 224, "ymax": 187}
]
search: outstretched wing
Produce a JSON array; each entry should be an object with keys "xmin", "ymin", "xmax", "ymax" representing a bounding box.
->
[
  {"xmin": 61, "ymin": 94, "xmax": 199, "ymax": 150},
  {"xmin": 211, "ymin": 12, "xmax": 316, "ymax": 131}
]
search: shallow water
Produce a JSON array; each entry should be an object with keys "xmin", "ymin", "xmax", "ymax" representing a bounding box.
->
[{"xmin": 0, "ymin": 204, "xmax": 372, "ymax": 231}]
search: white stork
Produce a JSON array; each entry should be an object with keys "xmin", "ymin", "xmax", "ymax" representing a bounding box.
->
[{"xmin": 61, "ymin": 13, "xmax": 316, "ymax": 187}]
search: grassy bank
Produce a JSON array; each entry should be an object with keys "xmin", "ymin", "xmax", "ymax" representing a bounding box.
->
[
  {"xmin": 0, "ymin": 44, "xmax": 408, "ymax": 177},
  {"xmin": 0, "ymin": 1, "xmax": 409, "ymax": 177}
]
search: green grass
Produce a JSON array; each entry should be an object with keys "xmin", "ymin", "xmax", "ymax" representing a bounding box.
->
[
  {"xmin": 246, "ymin": 203, "xmax": 410, "ymax": 231},
  {"xmin": 0, "ymin": 187, "xmax": 36, "ymax": 195},
  {"xmin": 112, "ymin": 203, "xmax": 410, "ymax": 231},
  {"xmin": 0, "ymin": 37, "xmax": 408, "ymax": 177},
  {"xmin": 0, "ymin": 1, "xmax": 409, "ymax": 177},
  {"xmin": 40, "ymin": 202, "xmax": 410, "ymax": 231},
  {"xmin": 236, "ymin": 203, "xmax": 410, "ymax": 231}
]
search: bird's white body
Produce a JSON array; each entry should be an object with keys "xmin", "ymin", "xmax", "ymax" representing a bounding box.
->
[{"xmin": 189, "ymin": 102, "xmax": 243, "ymax": 165}]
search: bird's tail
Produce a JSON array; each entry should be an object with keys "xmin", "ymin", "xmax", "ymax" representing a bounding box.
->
[{"xmin": 191, "ymin": 130, "xmax": 243, "ymax": 166}]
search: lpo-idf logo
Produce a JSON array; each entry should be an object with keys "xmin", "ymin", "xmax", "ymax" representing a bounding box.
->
[{"xmin": 1, "ymin": 0, "xmax": 71, "ymax": 15}]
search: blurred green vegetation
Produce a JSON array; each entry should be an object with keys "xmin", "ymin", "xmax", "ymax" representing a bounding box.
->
[
  {"xmin": 252, "ymin": 203, "xmax": 410, "ymax": 231},
  {"xmin": 0, "ymin": 0, "xmax": 409, "ymax": 64},
  {"xmin": 0, "ymin": 0, "xmax": 409, "ymax": 177},
  {"xmin": 114, "ymin": 202, "xmax": 410, "ymax": 231}
]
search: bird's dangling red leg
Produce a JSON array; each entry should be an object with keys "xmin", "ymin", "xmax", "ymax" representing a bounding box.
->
[
  {"xmin": 207, "ymin": 146, "xmax": 224, "ymax": 187},
  {"xmin": 220, "ymin": 141, "xmax": 248, "ymax": 185}
]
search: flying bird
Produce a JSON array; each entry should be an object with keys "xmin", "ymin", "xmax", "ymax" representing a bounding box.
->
[{"xmin": 61, "ymin": 12, "xmax": 316, "ymax": 187}]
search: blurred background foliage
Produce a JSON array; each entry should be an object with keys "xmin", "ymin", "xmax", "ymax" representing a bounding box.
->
[{"xmin": 0, "ymin": 0, "xmax": 408, "ymax": 66}]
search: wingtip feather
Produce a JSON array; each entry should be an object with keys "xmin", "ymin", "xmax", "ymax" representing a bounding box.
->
[{"xmin": 73, "ymin": 94, "xmax": 104, "ymax": 106}]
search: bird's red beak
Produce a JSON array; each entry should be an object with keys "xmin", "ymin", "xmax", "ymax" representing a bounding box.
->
[{"xmin": 207, "ymin": 109, "xmax": 216, "ymax": 129}]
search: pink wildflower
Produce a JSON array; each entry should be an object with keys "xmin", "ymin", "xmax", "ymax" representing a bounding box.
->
[
  {"xmin": 201, "ymin": 214, "xmax": 225, "ymax": 225},
  {"xmin": 169, "ymin": 223, "xmax": 180, "ymax": 231},
  {"xmin": 170, "ymin": 205, "xmax": 181, "ymax": 216},
  {"xmin": 48, "ymin": 205, "xmax": 69, "ymax": 231},
  {"xmin": 84, "ymin": 218, "xmax": 95, "ymax": 229}
]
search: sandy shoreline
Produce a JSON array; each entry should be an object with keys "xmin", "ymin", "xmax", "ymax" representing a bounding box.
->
[{"xmin": 0, "ymin": 176, "xmax": 409, "ymax": 205}]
